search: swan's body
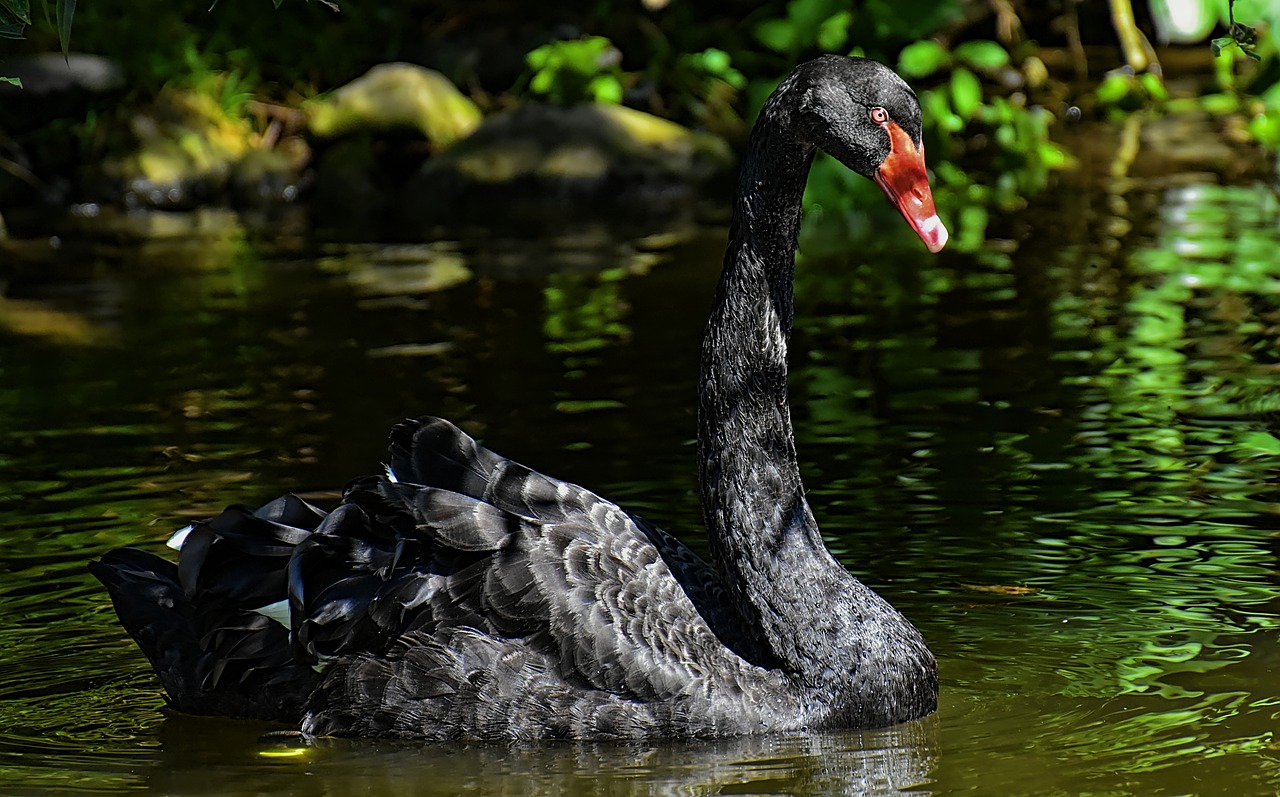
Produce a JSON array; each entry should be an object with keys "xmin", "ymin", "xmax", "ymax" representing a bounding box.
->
[{"xmin": 92, "ymin": 55, "xmax": 946, "ymax": 740}]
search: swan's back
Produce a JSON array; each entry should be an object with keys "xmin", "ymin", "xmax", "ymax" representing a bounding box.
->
[{"xmin": 93, "ymin": 418, "xmax": 800, "ymax": 740}]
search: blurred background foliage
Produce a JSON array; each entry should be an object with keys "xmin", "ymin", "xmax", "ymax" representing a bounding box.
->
[{"xmin": 0, "ymin": 0, "xmax": 1276, "ymax": 252}]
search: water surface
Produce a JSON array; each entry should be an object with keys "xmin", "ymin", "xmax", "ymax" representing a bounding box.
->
[{"xmin": 1, "ymin": 125, "xmax": 1279, "ymax": 795}]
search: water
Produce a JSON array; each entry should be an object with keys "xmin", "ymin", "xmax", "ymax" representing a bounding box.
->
[{"xmin": 2, "ymin": 130, "xmax": 1279, "ymax": 795}]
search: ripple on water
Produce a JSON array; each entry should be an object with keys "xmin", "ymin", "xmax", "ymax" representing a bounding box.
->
[{"xmin": 1, "ymin": 180, "xmax": 1280, "ymax": 793}]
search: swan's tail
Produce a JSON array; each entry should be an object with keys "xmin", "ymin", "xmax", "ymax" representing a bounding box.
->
[{"xmin": 89, "ymin": 496, "xmax": 327, "ymax": 722}]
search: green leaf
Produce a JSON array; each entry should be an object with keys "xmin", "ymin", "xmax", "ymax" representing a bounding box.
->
[
  {"xmin": 1247, "ymin": 108, "xmax": 1280, "ymax": 147},
  {"xmin": 587, "ymin": 75, "xmax": 622, "ymax": 105},
  {"xmin": 0, "ymin": 0, "xmax": 30, "ymax": 23},
  {"xmin": 1138, "ymin": 71, "xmax": 1167, "ymax": 102},
  {"xmin": 0, "ymin": 2, "xmax": 25, "ymax": 38},
  {"xmin": 816, "ymin": 10, "xmax": 851, "ymax": 52},
  {"xmin": 921, "ymin": 87, "xmax": 962, "ymax": 132},
  {"xmin": 0, "ymin": 75, "xmax": 21, "ymax": 87},
  {"xmin": 1200, "ymin": 92, "xmax": 1239, "ymax": 114},
  {"xmin": 526, "ymin": 45, "xmax": 551, "ymax": 70},
  {"xmin": 529, "ymin": 70, "xmax": 553, "ymax": 95},
  {"xmin": 956, "ymin": 203, "xmax": 989, "ymax": 251},
  {"xmin": 949, "ymin": 67, "xmax": 983, "ymax": 119},
  {"xmin": 1095, "ymin": 72, "xmax": 1131, "ymax": 104},
  {"xmin": 754, "ymin": 19, "xmax": 794, "ymax": 54},
  {"xmin": 954, "ymin": 40, "xmax": 1009, "ymax": 70},
  {"xmin": 54, "ymin": 0, "xmax": 74, "ymax": 56},
  {"xmin": 1210, "ymin": 36, "xmax": 1233, "ymax": 56},
  {"xmin": 701, "ymin": 48, "xmax": 730, "ymax": 74},
  {"xmin": 897, "ymin": 40, "xmax": 950, "ymax": 78},
  {"xmin": 1238, "ymin": 431, "xmax": 1280, "ymax": 457}
]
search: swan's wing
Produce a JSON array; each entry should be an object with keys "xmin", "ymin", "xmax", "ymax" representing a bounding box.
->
[
  {"xmin": 95, "ymin": 417, "xmax": 800, "ymax": 738},
  {"xmin": 625, "ymin": 514, "xmax": 775, "ymax": 667},
  {"xmin": 385, "ymin": 416, "xmax": 774, "ymax": 665},
  {"xmin": 294, "ymin": 418, "xmax": 799, "ymax": 738}
]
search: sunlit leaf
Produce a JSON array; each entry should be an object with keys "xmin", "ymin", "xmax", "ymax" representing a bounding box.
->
[
  {"xmin": 1247, "ymin": 107, "xmax": 1280, "ymax": 146},
  {"xmin": 587, "ymin": 75, "xmax": 623, "ymax": 105},
  {"xmin": 754, "ymin": 19, "xmax": 794, "ymax": 54},
  {"xmin": 701, "ymin": 48, "xmax": 730, "ymax": 74},
  {"xmin": 1095, "ymin": 72, "xmax": 1132, "ymax": 104},
  {"xmin": 920, "ymin": 87, "xmax": 962, "ymax": 132},
  {"xmin": 1138, "ymin": 71, "xmax": 1167, "ymax": 101},
  {"xmin": 897, "ymin": 40, "xmax": 949, "ymax": 78},
  {"xmin": 816, "ymin": 10, "xmax": 851, "ymax": 51},
  {"xmin": 954, "ymin": 39, "xmax": 1009, "ymax": 70},
  {"xmin": 1237, "ymin": 431, "xmax": 1280, "ymax": 456},
  {"xmin": 1200, "ymin": 92, "xmax": 1240, "ymax": 114},
  {"xmin": 0, "ymin": 75, "xmax": 20, "ymax": 86},
  {"xmin": 949, "ymin": 67, "xmax": 982, "ymax": 119}
]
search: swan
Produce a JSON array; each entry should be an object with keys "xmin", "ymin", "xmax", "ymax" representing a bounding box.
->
[{"xmin": 91, "ymin": 55, "xmax": 948, "ymax": 741}]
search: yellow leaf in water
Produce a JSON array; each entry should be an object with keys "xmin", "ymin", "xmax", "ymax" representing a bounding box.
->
[{"xmin": 960, "ymin": 583, "xmax": 1038, "ymax": 596}]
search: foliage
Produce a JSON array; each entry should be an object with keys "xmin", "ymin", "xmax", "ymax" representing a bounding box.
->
[
  {"xmin": 753, "ymin": 0, "xmax": 963, "ymax": 63},
  {"xmin": 1211, "ymin": 0, "xmax": 1274, "ymax": 61},
  {"xmin": 524, "ymin": 36, "xmax": 626, "ymax": 105},
  {"xmin": 1, "ymin": 0, "xmax": 340, "ymax": 54},
  {"xmin": 173, "ymin": 36, "xmax": 259, "ymax": 118},
  {"xmin": 1086, "ymin": 0, "xmax": 1280, "ymax": 154},
  {"xmin": 542, "ymin": 269, "xmax": 632, "ymax": 354},
  {"xmin": 3, "ymin": 0, "xmax": 1277, "ymax": 253},
  {"xmin": 665, "ymin": 48, "xmax": 746, "ymax": 127},
  {"xmin": 0, "ymin": 0, "xmax": 30, "ymax": 41}
]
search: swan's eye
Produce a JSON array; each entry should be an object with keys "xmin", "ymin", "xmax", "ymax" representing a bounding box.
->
[{"xmin": 869, "ymin": 107, "xmax": 889, "ymax": 125}]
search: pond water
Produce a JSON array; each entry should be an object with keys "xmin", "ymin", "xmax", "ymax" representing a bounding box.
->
[{"xmin": 1, "ymin": 120, "xmax": 1279, "ymax": 795}]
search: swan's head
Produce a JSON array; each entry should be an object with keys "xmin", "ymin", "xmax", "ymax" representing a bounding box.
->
[{"xmin": 792, "ymin": 55, "xmax": 948, "ymax": 253}]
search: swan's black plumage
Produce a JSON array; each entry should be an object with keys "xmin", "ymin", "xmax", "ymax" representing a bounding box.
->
[{"xmin": 91, "ymin": 55, "xmax": 941, "ymax": 740}]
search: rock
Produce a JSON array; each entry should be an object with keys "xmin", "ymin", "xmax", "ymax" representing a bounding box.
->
[
  {"xmin": 307, "ymin": 63, "xmax": 482, "ymax": 148},
  {"xmin": 402, "ymin": 103, "xmax": 733, "ymax": 231},
  {"xmin": 229, "ymin": 147, "xmax": 305, "ymax": 206},
  {"xmin": 0, "ymin": 53, "xmax": 125, "ymax": 95},
  {"xmin": 87, "ymin": 88, "xmax": 304, "ymax": 210},
  {"xmin": 309, "ymin": 136, "xmax": 388, "ymax": 235},
  {"xmin": 0, "ymin": 54, "xmax": 126, "ymax": 133}
]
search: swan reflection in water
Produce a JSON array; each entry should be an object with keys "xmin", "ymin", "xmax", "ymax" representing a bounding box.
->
[{"xmin": 145, "ymin": 713, "xmax": 939, "ymax": 796}]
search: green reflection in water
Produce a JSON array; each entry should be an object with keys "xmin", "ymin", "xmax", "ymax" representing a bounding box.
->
[
  {"xmin": 0, "ymin": 182, "xmax": 1279, "ymax": 794},
  {"xmin": 786, "ymin": 181, "xmax": 1280, "ymax": 792}
]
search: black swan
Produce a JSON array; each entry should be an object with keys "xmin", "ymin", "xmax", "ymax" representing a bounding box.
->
[{"xmin": 91, "ymin": 55, "xmax": 948, "ymax": 741}]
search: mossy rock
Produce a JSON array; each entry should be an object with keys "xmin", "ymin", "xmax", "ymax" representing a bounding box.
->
[
  {"xmin": 87, "ymin": 88, "xmax": 304, "ymax": 209},
  {"xmin": 307, "ymin": 63, "xmax": 482, "ymax": 147},
  {"xmin": 402, "ymin": 103, "xmax": 734, "ymax": 231}
]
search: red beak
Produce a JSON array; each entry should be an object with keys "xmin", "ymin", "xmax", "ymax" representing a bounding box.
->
[{"xmin": 872, "ymin": 120, "xmax": 948, "ymax": 253}]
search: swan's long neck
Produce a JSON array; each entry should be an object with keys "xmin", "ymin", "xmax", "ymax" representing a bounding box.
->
[{"xmin": 697, "ymin": 97, "xmax": 851, "ymax": 681}]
